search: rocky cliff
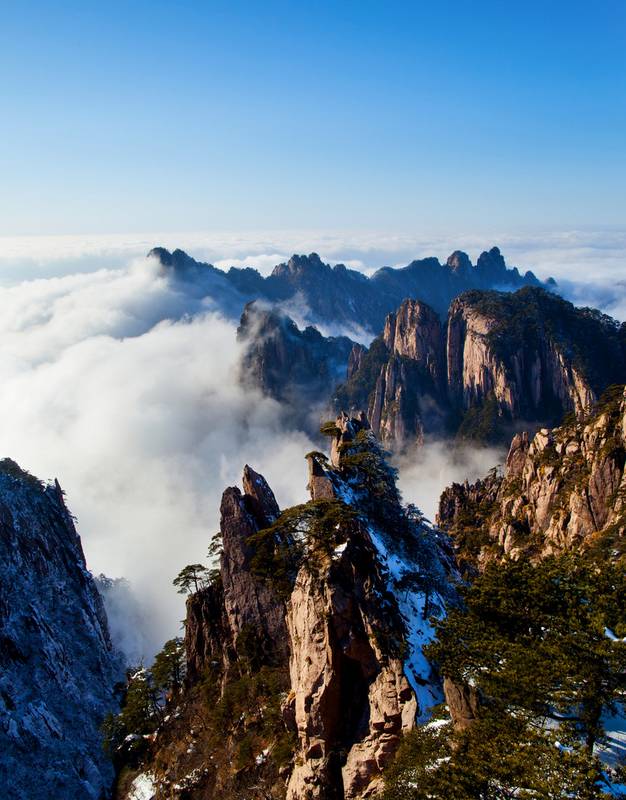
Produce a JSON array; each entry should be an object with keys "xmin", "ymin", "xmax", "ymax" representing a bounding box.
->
[
  {"xmin": 148, "ymin": 246, "xmax": 552, "ymax": 332},
  {"xmin": 0, "ymin": 459, "xmax": 121, "ymax": 800},
  {"xmin": 116, "ymin": 418, "xmax": 455, "ymax": 799},
  {"xmin": 237, "ymin": 302, "xmax": 355, "ymax": 431},
  {"xmin": 336, "ymin": 287, "xmax": 626, "ymax": 450},
  {"xmin": 437, "ymin": 384, "xmax": 626, "ymax": 572}
]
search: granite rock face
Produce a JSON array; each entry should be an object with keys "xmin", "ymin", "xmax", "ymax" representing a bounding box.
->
[
  {"xmin": 445, "ymin": 291, "xmax": 598, "ymax": 419},
  {"xmin": 284, "ymin": 530, "xmax": 417, "ymax": 800},
  {"xmin": 367, "ymin": 300, "xmax": 447, "ymax": 447},
  {"xmin": 0, "ymin": 460, "xmax": 121, "ymax": 800},
  {"xmin": 127, "ymin": 419, "xmax": 453, "ymax": 799},
  {"xmin": 184, "ymin": 582, "xmax": 232, "ymax": 685},
  {"xmin": 215, "ymin": 464, "xmax": 288, "ymax": 668},
  {"xmin": 437, "ymin": 385, "xmax": 626, "ymax": 569},
  {"xmin": 442, "ymin": 677, "xmax": 481, "ymax": 730},
  {"xmin": 336, "ymin": 288, "xmax": 626, "ymax": 450},
  {"xmin": 184, "ymin": 463, "xmax": 289, "ymax": 685}
]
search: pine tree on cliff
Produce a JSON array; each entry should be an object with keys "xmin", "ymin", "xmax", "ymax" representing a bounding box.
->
[
  {"xmin": 152, "ymin": 637, "xmax": 186, "ymax": 693},
  {"xmin": 101, "ymin": 668, "xmax": 163, "ymax": 758},
  {"xmin": 384, "ymin": 555, "xmax": 626, "ymax": 798},
  {"xmin": 173, "ymin": 563, "xmax": 210, "ymax": 594}
]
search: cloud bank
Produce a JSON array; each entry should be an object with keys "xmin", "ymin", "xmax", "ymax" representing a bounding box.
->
[
  {"xmin": 2, "ymin": 228, "xmax": 624, "ymax": 319},
  {"xmin": 1, "ymin": 229, "xmax": 624, "ymax": 661},
  {"xmin": 0, "ymin": 259, "xmax": 316, "ymax": 660},
  {"xmin": 395, "ymin": 442, "xmax": 505, "ymax": 523}
]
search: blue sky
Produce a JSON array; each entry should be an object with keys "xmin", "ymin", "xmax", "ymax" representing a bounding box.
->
[{"xmin": 1, "ymin": 0, "xmax": 625, "ymax": 234}]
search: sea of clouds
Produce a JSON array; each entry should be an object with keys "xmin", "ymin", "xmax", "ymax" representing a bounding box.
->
[
  {"xmin": 0, "ymin": 256, "xmax": 317, "ymax": 659},
  {"xmin": 1, "ymin": 230, "xmax": 624, "ymax": 662}
]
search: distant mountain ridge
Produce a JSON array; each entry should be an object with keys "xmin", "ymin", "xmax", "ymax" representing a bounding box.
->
[{"xmin": 149, "ymin": 245, "xmax": 554, "ymax": 332}]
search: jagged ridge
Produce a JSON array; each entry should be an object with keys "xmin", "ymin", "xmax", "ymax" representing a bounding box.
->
[
  {"xmin": 148, "ymin": 246, "xmax": 551, "ymax": 332},
  {"xmin": 437, "ymin": 384, "xmax": 626, "ymax": 571}
]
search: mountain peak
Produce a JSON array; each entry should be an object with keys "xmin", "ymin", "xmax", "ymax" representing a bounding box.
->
[
  {"xmin": 476, "ymin": 245, "xmax": 509, "ymax": 279},
  {"xmin": 147, "ymin": 245, "xmax": 173, "ymax": 265},
  {"xmin": 271, "ymin": 252, "xmax": 328, "ymax": 278},
  {"xmin": 446, "ymin": 250, "xmax": 472, "ymax": 275}
]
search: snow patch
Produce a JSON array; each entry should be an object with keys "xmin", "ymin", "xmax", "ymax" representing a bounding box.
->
[
  {"xmin": 128, "ymin": 772, "xmax": 157, "ymax": 800},
  {"xmin": 368, "ymin": 526, "xmax": 445, "ymax": 721}
]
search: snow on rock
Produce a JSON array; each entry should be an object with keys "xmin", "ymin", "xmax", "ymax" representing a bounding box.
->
[
  {"xmin": 368, "ymin": 524, "xmax": 449, "ymax": 720},
  {"xmin": 0, "ymin": 460, "xmax": 122, "ymax": 799},
  {"xmin": 128, "ymin": 772, "xmax": 157, "ymax": 800}
]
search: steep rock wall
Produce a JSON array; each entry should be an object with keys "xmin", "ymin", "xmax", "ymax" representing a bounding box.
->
[
  {"xmin": 336, "ymin": 288, "xmax": 626, "ymax": 450},
  {"xmin": 0, "ymin": 460, "xmax": 121, "ymax": 800}
]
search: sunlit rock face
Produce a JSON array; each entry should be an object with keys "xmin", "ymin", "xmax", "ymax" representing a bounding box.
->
[
  {"xmin": 437, "ymin": 385, "xmax": 626, "ymax": 570},
  {"xmin": 336, "ymin": 287, "xmax": 626, "ymax": 451},
  {"xmin": 122, "ymin": 417, "xmax": 454, "ymax": 799},
  {"xmin": 0, "ymin": 460, "xmax": 121, "ymax": 800}
]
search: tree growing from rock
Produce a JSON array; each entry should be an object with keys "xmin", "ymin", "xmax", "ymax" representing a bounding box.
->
[
  {"xmin": 173, "ymin": 563, "xmax": 210, "ymax": 594},
  {"xmin": 152, "ymin": 637, "xmax": 186, "ymax": 694}
]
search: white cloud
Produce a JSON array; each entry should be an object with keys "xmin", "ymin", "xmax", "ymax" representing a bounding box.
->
[
  {"xmin": 395, "ymin": 441, "xmax": 505, "ymax": 523},
  {"xmin": 0, "ymin": 258, "xmax": 314, "ymax": 660}
]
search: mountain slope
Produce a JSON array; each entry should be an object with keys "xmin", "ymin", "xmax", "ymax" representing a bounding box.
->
[
  {"xmin": 336, "ymin": 287, "xmax": 626, "ymax": 449},
  {"xmin": 148, "ymin": 246, "xmax": 552, "ymax": 332},
  {"xmin": 0, "ymin": 459, "xmax": 121, "ymax": 800}
]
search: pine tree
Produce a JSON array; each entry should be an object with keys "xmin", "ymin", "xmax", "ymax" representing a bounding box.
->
[
  {"xmin": 172, "ymin": 563, "xmax": 210, "ymax": 594},
  {"xmin": 384, "ymin": 555, "xmax": 626, "ymax": 798},
  {"xmin": 101, "ymin": 667, "xmax": 162, "ymax": 756},
  {"xmin": 152, "ymin": 637, "xmax": 186, "ymax": 694}
]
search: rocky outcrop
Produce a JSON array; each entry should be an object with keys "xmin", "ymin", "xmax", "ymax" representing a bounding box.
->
[
  {"xmin": 306, "ymin": 454, "xmax": 336, "ymax": 501},
  {"xmin": 0, "ymin": 459, "xmax": 121, "ymax": 800},
  {"xmin": 437, "ymin": 385, "xmax": 626, "ymax": 569},
  {"xmin": 184, "ymin": 582, "xmax": 232, "ymax": 684},
  {"xmin": 181, "ymin": 461, "xmax": 290, "ymax": 685},
  {"xmin": 284, "ymin": 529, "xmax": 417, "ymax": 799},
  {"xmin": 336, "ymin": 287, "xmax": 626, "ymax": 450},
  {"xmin": 382, "ymin": 299, "xmax": 444, "ymax": 386},
  {"xmin": 237, "ymin": 302, "xmax": 355, "ymax": 431},
  {"xmin": 282, "ymin": 418, "xmax": 452, "ymax": 798},
  {"xmin": 149, "ymin": 246, "xmax": 552, "ymax": 333},
  {"xmin": 329, "ymin": 411, "xmax": 370, "ymax": 467},
  {"xmin": 124, "ymin": 419, "xmax": 453, "ymax": 799},
  {"xmin": 193, "ymin": 463, "xmax": 288, "ymax": 674},
  {"xmin": 445, "ymin": 291, "xmax": 601, "ymax": 419},
  {"xmin": 365, "ymin": 300, "xmax": 448, "ymax": 448},
  {"xmin": 442, "ymin": 677, "xmax": 481, "ymax": 730}
]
